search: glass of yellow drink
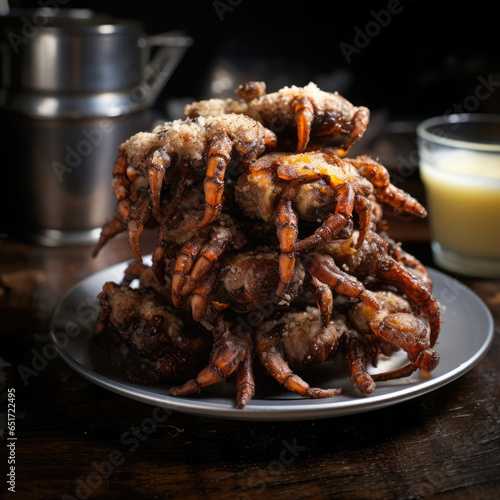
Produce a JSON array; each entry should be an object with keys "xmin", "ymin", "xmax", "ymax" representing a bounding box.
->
[{"xmin": 417, "ymin": 114, "xmax": 500, "ymax": 277}]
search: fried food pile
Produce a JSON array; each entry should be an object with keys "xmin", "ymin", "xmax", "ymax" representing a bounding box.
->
[{"xmin": 93, "ymin": 81, "xmax": 441, "ymax": 408}]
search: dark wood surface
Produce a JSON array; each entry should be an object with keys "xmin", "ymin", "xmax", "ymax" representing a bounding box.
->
[{"xmin": 1, "ymin": 216, "xmax": 499, "ymax": 500}]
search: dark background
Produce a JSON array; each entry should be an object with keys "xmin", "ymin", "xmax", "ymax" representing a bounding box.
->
[{"xmin": 9, "ymin": 0, "xmax": 500, "ymax": 120}]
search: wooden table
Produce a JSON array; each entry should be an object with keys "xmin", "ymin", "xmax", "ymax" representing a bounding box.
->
[{"xmin": 1, "ymin": 213, "xmax": 499, "ymax": 500}]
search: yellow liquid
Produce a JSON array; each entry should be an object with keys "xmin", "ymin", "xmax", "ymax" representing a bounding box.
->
[{"xmin": 420, "ymin": 150, "xmax": 500, "ymax": 259}]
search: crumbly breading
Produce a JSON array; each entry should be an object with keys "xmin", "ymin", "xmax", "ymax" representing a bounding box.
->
[{"xmin": 121, "ymin": 114, "xmax": 272, "ymax": 167}]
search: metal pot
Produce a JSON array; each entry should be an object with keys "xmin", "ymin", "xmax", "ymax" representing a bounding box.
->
[
  {"xmin": 1, "ymin": 8, "xmax": 192, "ymax": 118},
  {"xmin": 0, "ymin": 9, "xmax": 192, "ymax": 246}
]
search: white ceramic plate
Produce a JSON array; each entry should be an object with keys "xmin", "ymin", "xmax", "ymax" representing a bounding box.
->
[{"xmin": 49, "ymin": 259, "xmax": 494, "ymax": 421}]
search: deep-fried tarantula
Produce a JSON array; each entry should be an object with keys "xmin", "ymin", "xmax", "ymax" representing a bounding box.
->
[
  {"xmin": 92, "ymin": 80, "xmax": 442, "ymax": 409},
  {"xmin": 235, "ymin": 149, "xmax": 426, "ymax": 295},
  {"xmin": 93, "ymin": 114, "xmax": 276, "ymax": 261},
  {"xmin": 185, "ymin": 81, "xmax": 370, "ymax": 153}
]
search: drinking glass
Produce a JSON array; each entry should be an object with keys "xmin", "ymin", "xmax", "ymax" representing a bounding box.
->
[{"xmin": 417, "ymin": 114, "xmax": 500, "ymax": 277}]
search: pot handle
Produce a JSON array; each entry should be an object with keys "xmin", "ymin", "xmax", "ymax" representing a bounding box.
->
[{"xmin": 136, "ymin": 31, "xmax": 193, "ymax": 111}]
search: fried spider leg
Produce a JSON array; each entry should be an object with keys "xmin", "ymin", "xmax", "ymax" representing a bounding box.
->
[
  {"xmin": 349, "ymin": 290, "xmax": 440, "ymax": 382},
  {"xmin": 108, "ymin": 152, "xmax": 161, "ymax": 262},
  {"xmin": 123, "ymin": 190, "xmax": 152, "ymax": 263},
  {"xmin": 292, "ymin": 95, "xmax": 315, "ymax": 153},
  {"xmin": 343, "ymin": 332, "xmax": 377, "ymax": 394},
  {"xmin": 370, "ymin": 313, "xmax": 439, "ymax": 381},
  {"xmin": 146, "ymin": 149, "xmax": 168, "ymax": 220},
  {"xmin": 171, "ymin": 217, "xmax": 247, "ymax": 307},
  {"xmin": 377, "ymin": 266, "xmax": 441, "ymax": 348},
  {"xmin": 331, "ymin": 314, "xmax": 377, "ymax": 395},
  {"xmin": 254, "ymin": 313, "xmax": 343, "ymax": 399},
  {"xmin": 273, "ymin": 195, "xmax": 299, "ymax": 296},
  {"xmin": 169, "ymin": 322, "xmax": 255, "ymax": 409},
  {"xmin": 171, "ymin": 226, "xmax": 212, "ymax": 307},
  {"xmin": 307, "ymin": 253, "xmax": 380, "ymax": 326},
  {"xmin": 197, "ymin": 132, "xmax": 232, "ymax": 229},
  {"xmin": 327, "ymin": 152, "xmax": 427, "ymax": 218},
  {"xmin": 92, "ymin": 214, "xmax": 127, "ymax": 258},
  {"xmin": 187, "ymin": 267, "xmax": 218, "ymax": 322}
]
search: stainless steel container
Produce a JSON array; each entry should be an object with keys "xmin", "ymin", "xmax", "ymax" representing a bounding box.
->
[{"xmin": 0, "ymin": 9, "xmax": 192, "ymax": 245}]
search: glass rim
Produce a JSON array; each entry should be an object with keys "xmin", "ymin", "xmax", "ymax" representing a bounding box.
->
[{"xmin": 417, "ymin": 113, "xmax": 500, "ymax": 152}]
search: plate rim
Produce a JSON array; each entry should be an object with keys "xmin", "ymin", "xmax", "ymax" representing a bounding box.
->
[{"xmin": 49, "ymin": 262, "xmax": 495, "ymax": 421}]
